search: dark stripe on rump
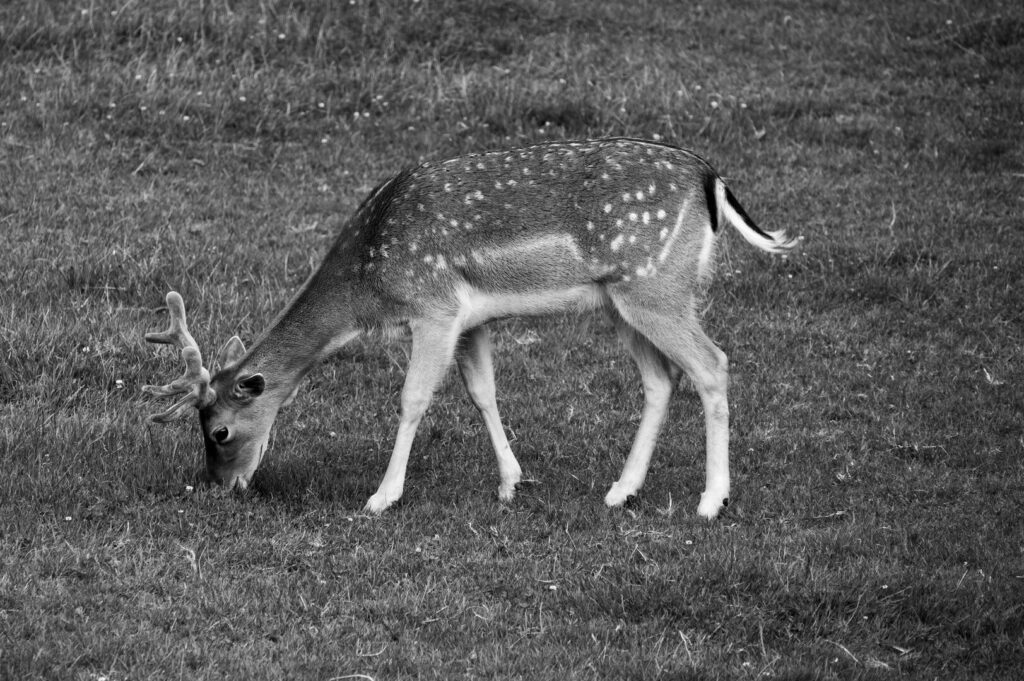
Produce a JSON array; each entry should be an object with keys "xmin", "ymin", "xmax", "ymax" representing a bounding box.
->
[
  {"xmin": 704, "ymin": 173, "xmax": 719, "ymax": 233},
  {"xmin": 724, "ymin": 186, "xmax": 773, "ymax": 240}
]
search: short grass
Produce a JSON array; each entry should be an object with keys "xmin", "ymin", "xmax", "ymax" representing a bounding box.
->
[{"xmin": 2, "ymin": 0, "xmax": 1023, "ymax": 679}]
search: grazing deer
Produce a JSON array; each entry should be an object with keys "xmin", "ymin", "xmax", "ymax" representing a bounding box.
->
[{"xmin": 144, "ymin": 138, "xmax": 796, "ymax": 518}]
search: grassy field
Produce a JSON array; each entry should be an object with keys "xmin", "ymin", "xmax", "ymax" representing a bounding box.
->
[{"xmin": 1, "ymin": 0, "xmax": 1022, "ymax": 678}]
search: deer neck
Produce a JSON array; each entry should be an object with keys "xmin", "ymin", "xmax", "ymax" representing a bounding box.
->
[{"xmin": 236, "ymin": 267, "xmax": 361, "ymax": 396}]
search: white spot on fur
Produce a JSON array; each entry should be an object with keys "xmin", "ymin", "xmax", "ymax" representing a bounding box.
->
[
  {"xmin": 604, "ymin": 204, "xmax": 612, "ymax": 213},
  {"xmin": 657, "ymin": 209, "xmax": 667, "ymax": 220},
  {"xmin": 610, "ymin": 234, "xmax": 624, "ymax": 252},
  {"xmin": 636, "ymin": 261, "xmax": 656, "ymax": 277}
]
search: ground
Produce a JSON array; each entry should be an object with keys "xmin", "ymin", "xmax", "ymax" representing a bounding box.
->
[{"xmin": 1, "ymin": 1, "xmax": 1022, "ymax": 679}]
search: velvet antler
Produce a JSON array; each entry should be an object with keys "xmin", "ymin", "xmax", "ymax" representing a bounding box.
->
[{"xmin": 143, "ymin": 292, "xmax": 215, "ymax": 422}]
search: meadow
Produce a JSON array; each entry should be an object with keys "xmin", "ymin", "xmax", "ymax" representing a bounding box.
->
[{"xmin": 1, "ymin": 0, "xmax": 1022, "ymax": 678}]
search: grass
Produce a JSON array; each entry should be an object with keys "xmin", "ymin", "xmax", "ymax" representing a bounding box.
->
[{"xmin": 1, "ymin": 0, "xmax": 1023, "ymax": 678}]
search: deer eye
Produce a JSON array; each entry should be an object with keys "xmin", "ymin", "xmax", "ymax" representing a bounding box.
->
[{"xmin": 212, "ymin": 426, "xmax": 231, "ymax": 444}]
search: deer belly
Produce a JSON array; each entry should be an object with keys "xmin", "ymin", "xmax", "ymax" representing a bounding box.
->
[{"xmin": 456, "ymin": 282, "xmax": 607, "ymax": 327}]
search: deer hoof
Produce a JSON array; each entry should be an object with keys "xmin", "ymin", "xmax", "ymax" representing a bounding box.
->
[
  {"xmin": 604, "ymin": 482, "xmax": 635, "ymax": 507},
  {"xmin": 696, "ymin": 491, "xmax": 728, "ymax": 519}
]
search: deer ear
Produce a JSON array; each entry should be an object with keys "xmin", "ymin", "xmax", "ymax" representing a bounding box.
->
[
  {"xmin": 234, "ymin": 373, "xmax": 265, "ymax": 399},
  {"xmin": 215, "ymin": 336, "xmax": 246, "ymax": 371}
]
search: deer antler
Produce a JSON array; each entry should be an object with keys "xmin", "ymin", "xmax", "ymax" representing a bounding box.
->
[{"xmin": 143, "ymin": 291, "xmax": 215, "ymax": 422}]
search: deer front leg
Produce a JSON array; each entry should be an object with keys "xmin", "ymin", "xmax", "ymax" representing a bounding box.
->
[
  {"xmin": 364, "ymin": 319, "xmax": 461, "ymax": 514},
  {"xmin": 456, "ymin": 326, "xmax": 522, "ymax": 502}
]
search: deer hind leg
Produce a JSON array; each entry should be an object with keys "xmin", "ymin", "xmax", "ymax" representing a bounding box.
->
[
  {"xmin": 364, "ymin": 316, "xmax": 462, "ymax": 514},
  {"xmin": 679, "ymin": 329, "xmax": 730, "ymax": 519},
  {"xmin": 611, "ymin": 301, "xmax": 730, "ymax": 519},
  {"xmin": 456, "ymin": 325, "xmax": 522, "ymax": 501},
  {"xmin": 604, "ymin": 320, "xmax": 677, "ymax": 507}
]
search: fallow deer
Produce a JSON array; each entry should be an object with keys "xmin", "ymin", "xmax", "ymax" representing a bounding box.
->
[{"xmin": 144, "ymin": 138, "xmax": 796, "ymax": 518}]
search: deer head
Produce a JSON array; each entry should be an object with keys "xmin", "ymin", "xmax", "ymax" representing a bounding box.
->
[{"xmin": 143, "ymin": 291, "xmax": 274, "ymax": 490}]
